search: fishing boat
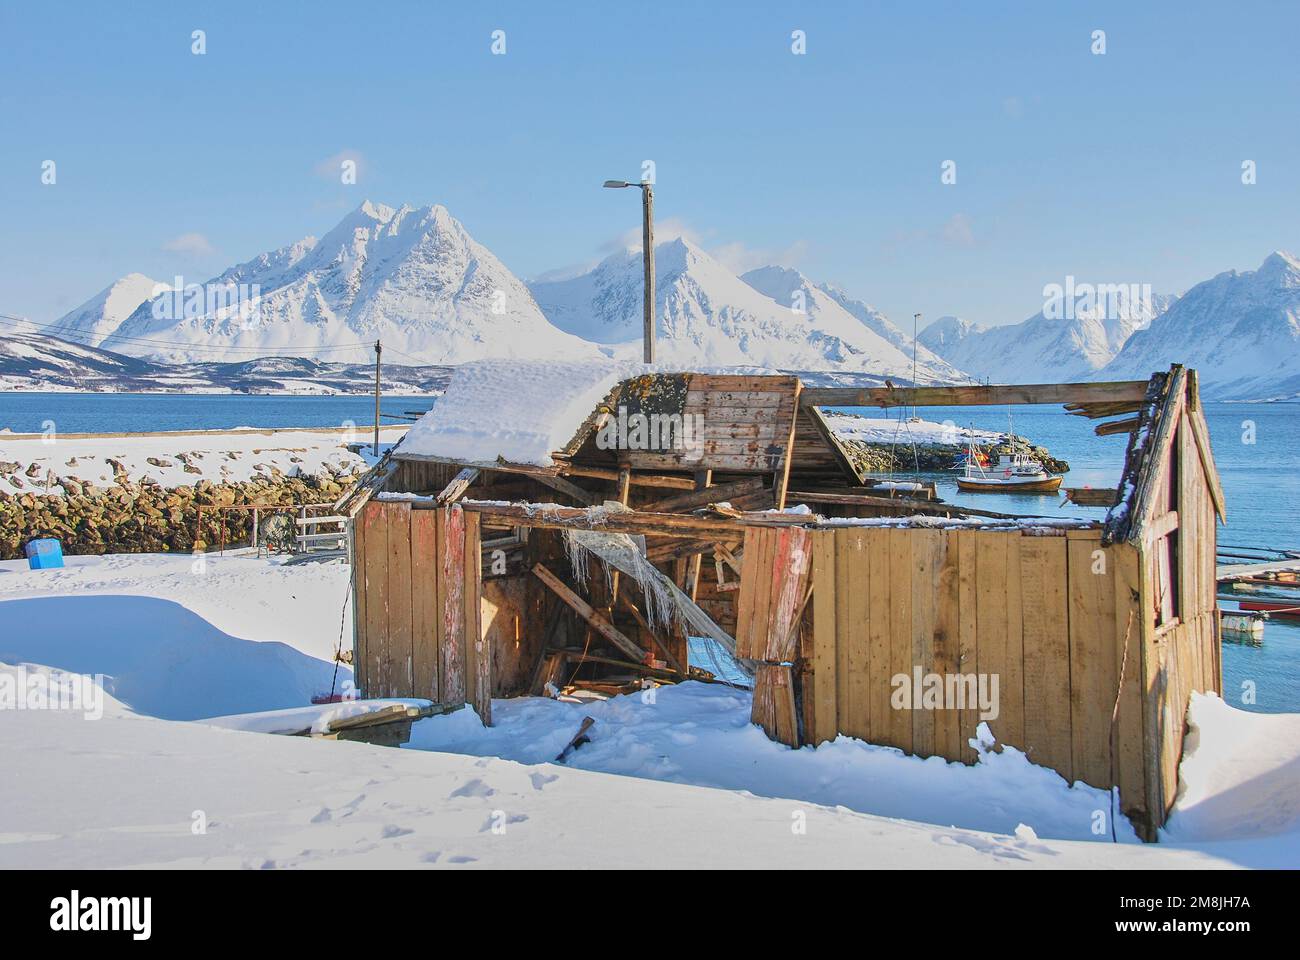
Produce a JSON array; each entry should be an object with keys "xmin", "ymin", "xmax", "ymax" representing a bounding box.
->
[
  {"xmin": 1235, "ymin": 598, "xmax": 1300, "ymax": 621},
  {"xmin": 956, "ymin": 438, "xmax": 1062, "ymax": 493}
]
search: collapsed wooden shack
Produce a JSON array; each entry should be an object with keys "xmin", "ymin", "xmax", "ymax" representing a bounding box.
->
[{"xmin": 343, "ymin": 363, "xmax": 1223, "ymax": 839}]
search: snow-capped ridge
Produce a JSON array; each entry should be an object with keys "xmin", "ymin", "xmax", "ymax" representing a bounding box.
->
[
  {"xmin": 1101, "ymin": 251, "xmax": 1300, "ymax": 398},
  {"xmin": 99, "ymin": 202, "xmax": 598, "ymax": 365}
]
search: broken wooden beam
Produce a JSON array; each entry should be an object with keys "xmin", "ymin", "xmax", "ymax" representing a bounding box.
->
[
  {"xmin": 616, "ymin": 592, "xmax": 687, "ymax": 675},
  {"xmin": 531, "ymin": 562, "xmax": 648, "ymax": 663},
  {"xmin": 456, "ymin": 501, "xmax": 762, "ymax": 538},
  {"xmin": 800, "ymin": 380, "xmax": 1150, "ymax": 409},
  {"xmin": 434, "ymin": 467, "xmax": 480, "ymax": 505},
  {"xmin": 640, "ymin": 477, "xmax": 766, "ymax": 513},
  {"xmin": 1095, "ymin": 417, "xmax": 1142, "ymax": 437},
  {"xmin": 1063, "ymin": 486, "xmax": 1122, "ymax": 507},
  {"xmin": 559, "ymin": 464, "xmax": 695, "ymax": 489}
]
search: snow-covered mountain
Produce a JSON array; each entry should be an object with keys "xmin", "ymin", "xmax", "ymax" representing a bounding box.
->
[
  {"xmin": 101, "ymin": 202, "xmax": 599, "ymax": 364},
  {"xmin": 798, "ymin": 277, "xmax": 970, "ymax": 382},
  {"xmin": 46, "ymin": 273, "xmax": 164, "ymax": 346},
  {"xmin": 1101, "ymin": 251, "xmax": 1300, "ymax": 399},
  {"xmin": 0, "ymin": 329, "xmax": 452, "ymax": 395},
  {"xmin": 528, "ymin": 241, "xmax": 964, "ymax": 380},
  {"xmin": 918, "ymin": 291, "xmax": 1175, "ymax": 384}
]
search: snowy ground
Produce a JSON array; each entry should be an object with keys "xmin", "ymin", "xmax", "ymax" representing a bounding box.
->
[
  {"xmin": 1, "ymin": 553, "xmax": 1296, "ymax": 869},
  {"xmin": 0, "ymin": 425, "xmax": 405, "ymax": 496}
]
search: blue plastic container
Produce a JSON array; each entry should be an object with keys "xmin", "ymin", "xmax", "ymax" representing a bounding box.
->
[{"xmin": 25, "ymin": 538, "xmax": 64, "ymax": 570}]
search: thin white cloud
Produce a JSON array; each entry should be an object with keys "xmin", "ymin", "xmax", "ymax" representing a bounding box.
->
[
  {"xmin": 710, "ymin": 238, "xmax": 810, "ymax": 274},
  {"xmin": 596, "ymin": 218, "xmax": 809, "ymax": 273},
  {"xmin": 940, "ymin": 213, "xmax": 975, "ymax": 248},
  {"xmin": 161, "ymin": 232, "xmax": 216, "ymax": 257},
  {"xmin": 313, "ymin": 149, "xmax": 368, "ymax": 182}
]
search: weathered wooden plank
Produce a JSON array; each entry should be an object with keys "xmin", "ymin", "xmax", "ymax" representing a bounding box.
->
[
  {"xmin": 751, "ymin": 663, "xmax": 799, "ymax": 746},
  {"xmin": 465, "ymin": 511, "xmax": 490, "ymax": 724},
  {"xmin": 409, "ymin": 508, "xmax": 439, "ymax": 701},
  {"xmin": 559, "ymin": 465, "xmax": 695, "ymax": 489},
  {"xmin": 887, "ymin": 527, "xmax": 913, "ymax": 753},
  {"xmin": 1130, "ymin": 366, "xmax": 1188, "ymax": 544},
  {"xmin": 458, "ymin": 502, "xmax": 753, "ymax": 539},
  {"xmin": 1067, "ymin": 530, "xmax": 1117, "ymax": 790},
  {"xmin": 384, "ymin": 503, "xmax": 414, "ymax": 698},
  {"xmin": 801, "ymin": 380, "xmax": 1151, "ymax": 409},
  {"xmin": 955, "ymin": 529, "xmax": 979, "ymax": 758},
  {"xmin": 845, "ymin": 531, "xmax": 871, "ymax": 742},
  {"xmin": 811, "ymin": 530, "xmax": 838, "ymax": 745},
  {"xmin": 1185, "ymin": 371, "xmax": 1226, "ymax": 521},
  {"xmin": 686, "ymin": 387, "xmax": 785, "ymax": 405},
  {"xmin": 688, "ymin": 373, "xmax": 800, "ymax": 393},
  {"xmin": 440, "ymin": 505, "xmax": 467, "ymax": 705},
  {"xmin": 835, "ymin": 530, "xmax": 854, "ymax": 738},
  {"xmin": 764, "ymin": 527, "xmax": 812, "ymax": 661},
  {"xmin": 351, "ymin": 510, "xmax": 369, "ymax": 698},
  {"xmin": 933, "ymin": 530, "xmax": 962, "ymax": 762},
  {"xmin": 531, "ymin": 563, "xmax": 647, "ymax": 663},
  {"xmin": 974, "ymin": 532, "xmax": 1009, "ymax": 750},
  {"xmin": 773, "ymin": 380, "xmax": 803, "ymax": 511},
  {"xmin": 1001, "ymin": 533, "xmax": 1026, "ymax": 752},
  {"xmin": 1111, "ymin": 542, "xmax": 1147, "ymax": 829},
  {"xmin": 361, "ymin": 503, "xmax": 390, "ymax": 699},
  {"xmin": 1018, "ymin": 535, "xmax": 1072, "ymax": 779},
  {"xmin": 910, "ymin": 529, "xmax": 939, "ymax": 759},
  {"xmin": 866, "ymin": 528, "xmax": 892, "ymax": 746},
  {"xmin": 641, "ymin": 477, "xmax": 766, "ymax": 513},
  {"xmin": 740, "ymin": 528, "xmax": 775, "ymax": 660},
  {"xmin": 434, "ymin": 467, "xmax": 480, "ymax": 505}
]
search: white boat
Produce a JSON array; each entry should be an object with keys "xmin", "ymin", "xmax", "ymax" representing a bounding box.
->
[{"xmin": 956, "ymin": 439, "xmax": 1062, "ymax": 494}]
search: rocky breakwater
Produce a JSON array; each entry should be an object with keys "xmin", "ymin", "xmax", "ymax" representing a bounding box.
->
[
  {"xmin": 824, "ymin": 413, "xmax": 1070, "ymax": 476},
  {"xmin": 0, "ymin": 441, "xmax": 365, "ymax": 559}
]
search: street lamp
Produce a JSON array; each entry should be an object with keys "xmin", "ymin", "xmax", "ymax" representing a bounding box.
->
[{"xmin": 604, "ymin": 179, "xmax": 655, "ymax": 364}]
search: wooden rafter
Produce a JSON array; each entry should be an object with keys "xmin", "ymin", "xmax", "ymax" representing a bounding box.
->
[{"xmin": 801, "ymin": 380, "xmax": 1150, "ymax": 409}]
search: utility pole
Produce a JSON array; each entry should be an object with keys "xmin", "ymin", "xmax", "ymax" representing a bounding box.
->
[
  {"xmin": 641, "ymin": 184, "xmax": 655, "ymax": 364},
  {"xmin": 373, "ymin": 340, "xmax": 382, "ymax": 457},
  {"xmin": 912, "ymin": 313, "xmax": 921, "ymax": 421},
  {"xmin": 603, "ymin": 179, "xmax": 656, "ymax": 364}
]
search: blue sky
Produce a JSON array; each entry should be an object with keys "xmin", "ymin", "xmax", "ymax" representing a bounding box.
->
[{"xmin": 2, "ymin": 1, "xmax": 1297, "ymax": 331}]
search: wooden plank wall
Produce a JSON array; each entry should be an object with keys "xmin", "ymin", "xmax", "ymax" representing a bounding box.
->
[
  {"xmin": 736, "ymin": 525, "xmax": 813, "ymax": 745},
  {"xmin": 624, "ymin": 374, "xmax": 800, "ymax": 473},
  {"xmin": 353, "ymin": 501, "xmax": 491, "ymax": 723},
  {"xmin": 804, "ymin": 525, "xmax": 1168, "ymax": 834},
  {"xmin": 1138, "ymin": 410, "xmax": 1221, "ymax": 830}
]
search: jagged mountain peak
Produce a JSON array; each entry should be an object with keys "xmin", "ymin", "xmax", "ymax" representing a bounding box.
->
[
  {"xmin": 46, "ymin": 273, "xmax": 166, "ymax": 346},
  {"xmin": 1101, "ymin": 251, "xmax": 1300, "ymax": 398},
  {"xmin": 529, "ymin": 245, "xmax": 967, "ymax": 379},
  {"xmin": 98, "ymin": 203, "xmax": 598, "ymax": 364}
]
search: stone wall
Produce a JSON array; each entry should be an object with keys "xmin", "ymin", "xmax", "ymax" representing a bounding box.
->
[{"xmin": 0, "ymin": 468, "xmax": 361, "ymax": 560}]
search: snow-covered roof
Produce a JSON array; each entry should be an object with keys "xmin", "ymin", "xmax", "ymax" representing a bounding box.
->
[
  {"xmin": 396, "ymin": 359, "xmax": 795, "ymax": 468},
  {"xmin": 396, "ymin": 359, "xmax": 634, "ymax": 467}
]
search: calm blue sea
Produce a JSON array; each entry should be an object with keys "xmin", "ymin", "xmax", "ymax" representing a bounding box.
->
[
  {"xmin": 838, "ymin": 401, "xmax": 1300, "ymax": 715},
  {"xmin": 2, "ymin": 393, "xmax": 1297, "ymax": 712},
  {"xmin": 0, "ymin": 393, "xmax": 433, "ymax": 434}
]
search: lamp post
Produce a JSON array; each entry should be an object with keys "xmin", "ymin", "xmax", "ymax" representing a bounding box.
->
[{"xmin": 603, "ymin": 179, "xmax": 655, "ymax": 364}]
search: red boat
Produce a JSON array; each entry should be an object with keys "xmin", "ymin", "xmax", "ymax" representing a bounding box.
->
[{"xmin": 1236, "ymin": 599, "xmax": 1300, "ymax": 620}]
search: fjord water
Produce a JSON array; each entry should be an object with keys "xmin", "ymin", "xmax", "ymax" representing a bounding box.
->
[
  {"xmin": 845, "ymin": 401, "xmax": 1300, "ymax": 714},
  {"xmin": 0, "ymin": 393, "xmax": 433, "ymax": 434},
  {"xmin": 2, "ymin": 393, "xmax": 1297, "ymax": 711}
]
